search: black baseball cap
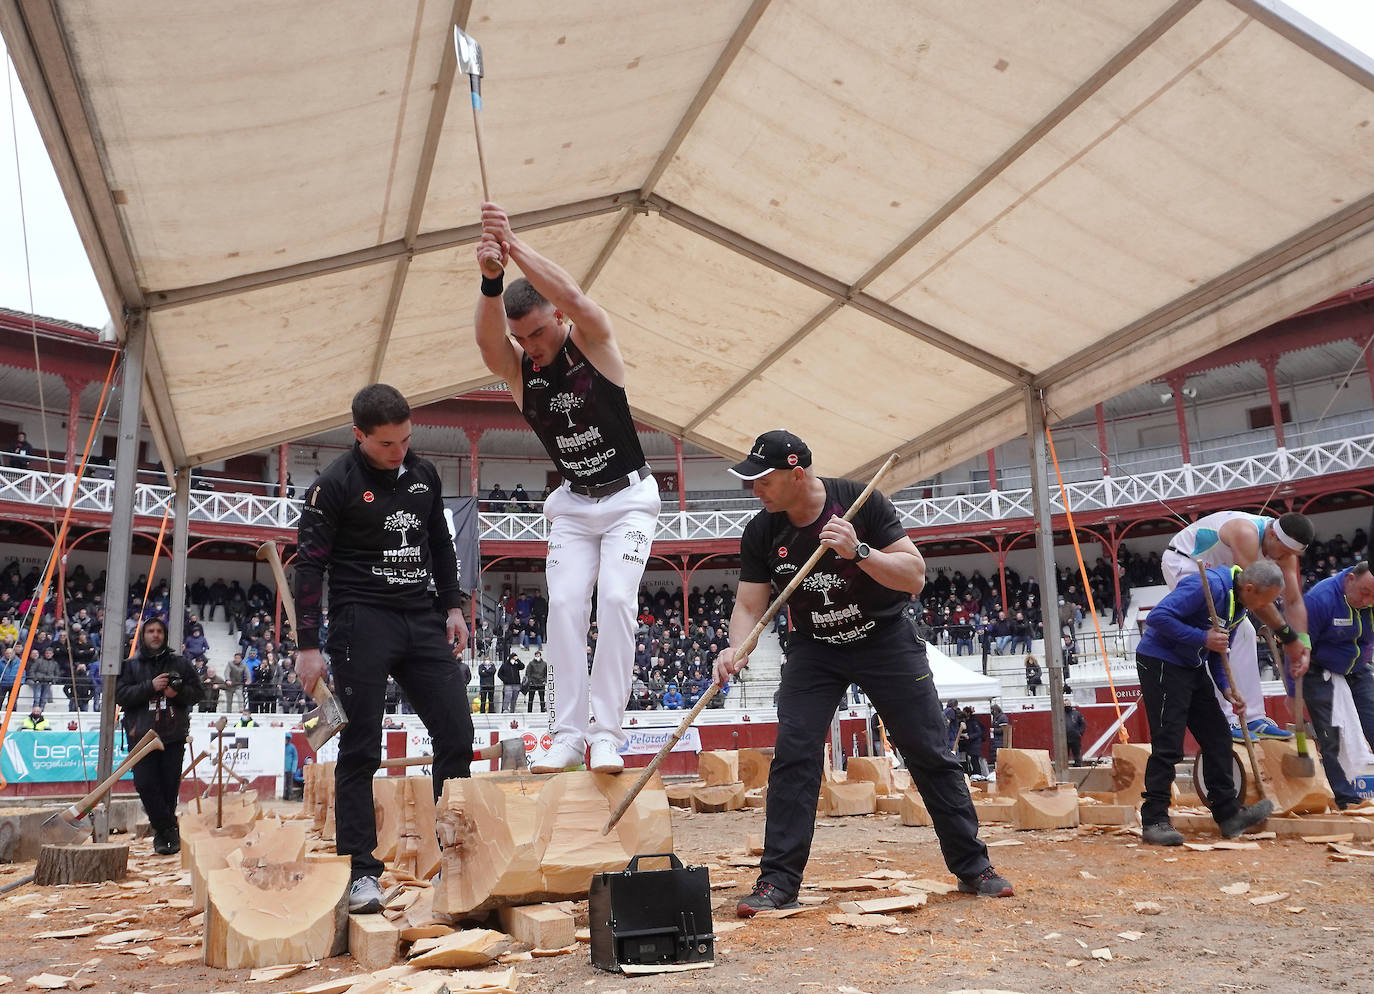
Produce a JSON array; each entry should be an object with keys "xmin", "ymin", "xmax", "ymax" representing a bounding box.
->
[{"xmin": 728, "ymin": 430, "xmax": 812, "ymax": 481}]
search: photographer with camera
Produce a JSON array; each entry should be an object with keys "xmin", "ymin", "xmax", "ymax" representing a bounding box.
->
[{"xmin": 115, "ymin": 617, "xmax": 205, "ymax": 855}]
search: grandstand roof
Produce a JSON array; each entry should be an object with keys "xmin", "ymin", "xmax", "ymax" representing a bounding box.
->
[{"xmin": 5, "ymin": 1, "xmax": 1374, "ymax": 488}]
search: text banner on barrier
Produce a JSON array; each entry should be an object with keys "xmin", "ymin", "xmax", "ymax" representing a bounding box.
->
[{"xmin": 2, "ymin": 731, "xmax": 131, "ymax": 783}]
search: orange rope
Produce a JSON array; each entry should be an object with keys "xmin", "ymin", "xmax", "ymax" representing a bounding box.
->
[
  {"xmin": 0, "ymin": 351, "xmax": 119, "ymax": 783},
  {"xmin": 1044, "ymin": 421, "xmax": 1129, "ymax": 743},
  {"xmin": 127, "ymin": 505, "xmax": 173, "ymax": 658}
]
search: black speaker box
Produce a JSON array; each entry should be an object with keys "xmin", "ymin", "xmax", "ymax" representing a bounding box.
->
[{"xmin": 588, "ymin": 852, "xmax": 714, "ymax": 972}]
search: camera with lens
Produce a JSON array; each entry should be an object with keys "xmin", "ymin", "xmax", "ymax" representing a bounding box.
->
[{"xmin": 162, "ymin": 672, "xmax": 184, "ymax": 692}]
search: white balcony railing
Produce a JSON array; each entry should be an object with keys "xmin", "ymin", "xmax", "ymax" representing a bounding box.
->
[{"xmin": 3, "ymin": 431, "xmax": 1372, "ymax": 543}]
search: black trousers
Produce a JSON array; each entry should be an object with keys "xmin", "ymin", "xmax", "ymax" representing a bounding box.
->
[
  {"xmin": 526, "ymin": 685, "xmax": 546, "ymax": 712},
  {"xmin": 1137, "ymin": 654, "xmax": 1239, "ymax": 825},
  {"xmin": 479, "ymin": 687, "xmax": 495, "ymax": 713},
  {"xmin": 131, "ymin": 739, "xmax": 187, "ymax": 836},
  {"xmin": 760, "ymin": 622, "xmax": 989, "ymax": 898},
  {"xmin": 329, "ymin": 604, "xmax": 473, "ymax": 880},
  {"xmin": 1303, "ymin": 666, "xmax": 1374, "ymax": 807}
]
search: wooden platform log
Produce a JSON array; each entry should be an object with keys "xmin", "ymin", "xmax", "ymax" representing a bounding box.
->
[
  {"xmin": 1110, "ymin": 743, "xmax": 1153, "ymax": 805},
  {"xmin": 845, "ymin": 757, "xmax": 895, "ymax": 795},
  {"xmin": 204, "ymin": 856, "xmax": 350, "ymax": 969},
  {"xmin": 994, "ymin": 749, "xmax": 1054, "ymax": 798},
  {"xmin": 349, "ymin": 913, "xmax": 401, "ymax": 970},
  {"xmin": 193, "ymin": 820, "xmax": 307, "ymax": 909},
  {"xmin": 372, "ymin": 777, "xmax": 404, "ymax": 863},
  {"xmin": 744, "ymin": 787, "xmax": 767, "ymax": 808},
  {"xmin": 312, "ymin": 762, "xmax": 335, "ymax": 830},
  {"xmin": 899, "ymin": 790, "xmax": 932, "ymax": 827},
  {"xmin": 1268, "ymin": 815, "xmax": 1374, "ymax": 842},
  {"xmin": 875, "ymin": 794, "xmax": 903, "ymax": 814},
  {"xmin": 35, "ymin": 843, "xmax": 128, "ymax": 885},
  {"xmin": 738, "ymin": 749, "xmax": 774, "ymax": 790},
  {"xmin": 497, "ymin": 903, "xmax": 576, "ymax": 950},
  {"xmin": 697, "ymin": 751, "xmax": 739, "ymax": 787},
  {"xmin": 392, "ymin": 776, "xmax": 441, "ymax": 881},
  {"xmin": 972, "ymin": 796, "xmax": 1017, "ymax": 823},
  {"xmin": 178, "ymin": 821, "xmax": 251, "ymax": 871},
  {"xmin": 1257, "ymin": 740, "xmax": 1333, "ymax": 816},
  {"xmin": 819, "ymin": 781, "xmax": 877, "ymax": 817},
  {"xmin": 1014, "ymin": 785, "xmax": 1080, "ymax": 830},
  {"xmin": 1078, "ymin": 802, "xmax": 1139, "ymax": 826},
  {"xmin": 691, "ymin": 782, "xmax": 746, "ymax": 813},
  {"xmin": 432, "ymin": 770, "xmax": 672, "ymax": 917}
]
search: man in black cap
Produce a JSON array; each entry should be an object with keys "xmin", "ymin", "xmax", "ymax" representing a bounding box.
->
[{"xmin": 715, "ymin": 430, "xmax": 1013, "ymax": 916}]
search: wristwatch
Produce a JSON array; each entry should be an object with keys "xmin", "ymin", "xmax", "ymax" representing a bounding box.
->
[{"xmin": 853, "ymin": 541, "xmax": 871, "ymax": 562}]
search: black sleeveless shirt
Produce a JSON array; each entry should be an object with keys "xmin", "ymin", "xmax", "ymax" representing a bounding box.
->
[{"xmin": 520, "ymin": 336, "xmax": 646, "ymax": 487}]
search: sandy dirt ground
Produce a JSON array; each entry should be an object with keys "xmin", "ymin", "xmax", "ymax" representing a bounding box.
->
[{"xmin": 1, "ymin": 801, "xmax": 1372, "ymax": 994}]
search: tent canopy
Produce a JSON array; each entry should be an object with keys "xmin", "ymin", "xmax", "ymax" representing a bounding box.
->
[
  {"xmin": 926, "ymin": 643, "xmax": 1003, "ymax": 702},
  {"xmin": 5, "ymin": 0, "xmax": 1374, "ymax": 487}
]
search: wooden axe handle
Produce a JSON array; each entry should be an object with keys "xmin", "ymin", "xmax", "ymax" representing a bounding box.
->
[
  {"xmin": 258, "ymin": 541, "xmax": 336, "ymax": 710},
  {"xmin": 378, "ymin": 755, "xmax": 434, "ymax": 770},
  {"xmin": 63, "ymin": 730, "xmax": 164, "ymax": 822}
]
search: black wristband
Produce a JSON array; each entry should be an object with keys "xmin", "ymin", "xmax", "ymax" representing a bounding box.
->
[
  {"xmin": 1274, "ymin": 624, "xmax": 1298, "ymax": 645},
  {"xmin": 480, "ymin": 273, "xmax": 504, "ymax": 297}
]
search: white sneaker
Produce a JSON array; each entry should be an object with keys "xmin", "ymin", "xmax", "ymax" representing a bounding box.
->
[
  {"xmin": 589, "ymin": 740, "xmax": 625, "ymax": 774},
  {"xmin": 532, "ymin": 739, "xmax": 585, "ymax": 774}
]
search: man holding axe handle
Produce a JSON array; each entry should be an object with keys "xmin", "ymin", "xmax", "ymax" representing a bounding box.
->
[
  {"xmin": 114, "ymin": 617, "xmax": 204, "ymax": 855},
  {"xmin": 713, "ymin": 431, "xmax": 1013, "ymax": 916},
  {"xmin": 294, "ymin": 384, "xmax": 474, "ymax": 913},
  {"xmin": 1133, "ymin": 561, "xmax": 1283, "ymax": 846}
]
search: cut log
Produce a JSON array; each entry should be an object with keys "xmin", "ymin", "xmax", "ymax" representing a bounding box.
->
[
  {"xmin": 994, "ymin": 749, "xmax": 1054, "ymax": 798},
  {"xmin": 875, "ymin": 794, "xmax": 903, "ymax": 814},
  {"xmin": 745, "ymin": 833, "xmax": 765, "ymax": 856},
  {"xmin": 178, "ymin": 821, "xmax": 251, "ymax": 871},
  {"xmin": 697, "ymin": 751, "xmax": 739, "ymax": 787},
  {"xmin": 819, "ymin": 781, "xmax": 877, "ymax": 817},
  {"xmin": 204, "ymin": 856, "xmax": 350, "ymax": 969},
  {"xmin": 665, "ymin": 781, "xmax": 703, "ymax": 809},
  {"xmin": 971, "ymin": 796, "xmax": 1017, "ymax": 823},
  {"xmin": 1078, "ymin": 802, "xmax": 1139, "ymax": 826},
  {"xmin": 372, "ymin": 777, "xmax": 404, "ymax": 863},
  {"xmin": 407, "ymin": 928, "xmax": 513, "ymax": 969},
  {"xmin": 348, "ymin": 913, "xmax": 400, "ymax": 970},
  {"xmin": 192, "ymin": 820, "xmax": 306, "ymax": 908},
  {"xmin": 0, "ymin": 807, "xmax": 60, "ymax": 863},
  {"xmin": 393, "ymin": 776, "xmax": 441, "ymax": 881},
  {"xmin": 497, "ymin": 903, "xmax": 576, "ymax": 950},
  {"xmin": 744, "ymin": 787, "xmax": 767, "ymax": 809},
  {"xmin": 737, "ymin": 749, "xmax": 774, "ymax": 790},
  {"xmin": 1110, "ymin": 743, "xmax": 1153, "ymax": 805},
  {"xmin": 35, "ymin": 843, "xmax": 128, "ymax": 886},
  {"xmin": 899, "ymin": 790, "xmax": 932, "ymax": 827},
  {"xmin": 433, "ymin": 770, "xmax": 672, "ymax": 916},
  {"xmin": 1014, "ymin": 785, "xmax": 1080, "ymax": 830},
  {"xmin": 1257, "ymin": 739, "xmax": 1333, "ymax": 816},
  {"xmin": 845, "ymin": 757, "xmax": 894, "ymax": 795},
  {"xmin": 691, "ymin": 782, "xmax": 746, "ymax": 813},
  {"xmin": 1269, "ymin": 816, "xmax": 1374, "ymax": 841}
]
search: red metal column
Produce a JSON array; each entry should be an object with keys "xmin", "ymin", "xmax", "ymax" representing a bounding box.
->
[
  {"xmin": 985, "ymin": 449, "xmax": 997, "ymax": 491},
  {"xmin": 1166, "ymin": 374, "xmax": 1191, "ymax": 463},
  {"xmin": 1260, "ymin": 354, "xmax": 1286, "ymax": 448},
  {"xmin": 1095, "ymin": 403, "xmax": 1110, "ymax": 476},
  {"xmin": 466, "ymin": 427, "xmax": 484, "ymax": 642},
  {"xmin": 674, "ymin": 437, "xmax": 687, "ymax": 511},
  {"xmin": 62, "ymin": 377, "xmax": 85, "ymax": 474},
  {"xmin": 465, "ymin": 427, "xmax": 483, "ymax": 500},
  {"xmin": 277, "ymin": 443, "xmax": 289, "ymax": 496},
  {"xmin": 1366, "ymin": 345, "xmax": 1374, "ymax": 409},
  {"xmin": 996, "ymin": 542, "xmax": 1009, "ymax": 611}
]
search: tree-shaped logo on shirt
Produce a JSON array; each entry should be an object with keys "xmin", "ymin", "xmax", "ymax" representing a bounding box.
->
[
  {"xmin": 384, "ymin": 509, "xmax": 422, "ymax": 547},
  {"xmin": 625, "ymin": 529, "xmax": 649, "ymax": 555},
  {"xmin": 803, "ymin": 572, "xmax": 843, "ymax": 606},
  {"xmin": 549, "ymin": 392, "xmax": 585, "ymax": 428}
]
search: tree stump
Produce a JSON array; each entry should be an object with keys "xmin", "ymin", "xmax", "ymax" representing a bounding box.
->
[
  {"xmin": 35, "ymin": 843, "xmax": 129, "ymax": 885},
  {"xmin": 994, "ymin": 749, "xmax": 1054, "ymax": 798},
  {"xmin": 697, "ymin": 750, "xmax": 739, "ymax": 787}
]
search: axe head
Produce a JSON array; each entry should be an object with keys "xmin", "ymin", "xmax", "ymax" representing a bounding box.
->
[
  {"xmin": 39, "ymin": 810, "xmax": 89, "ymax": 846},
  {"xmin": 453, "ymin": 26, "xmax": 484, "ymax": 78},
  {"xmin": 302, "ymin": 686, "xmax": 348, "ymax": 752}
]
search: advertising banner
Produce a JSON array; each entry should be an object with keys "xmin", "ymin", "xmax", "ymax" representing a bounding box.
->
[{"xmin": 1, "ymin": 731, "xmax": 135, "ymax": 784}]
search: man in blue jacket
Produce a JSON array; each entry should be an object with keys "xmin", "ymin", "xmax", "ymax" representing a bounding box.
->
[
  {"xmin": 1301, "ymin": 562, "xmax": 1374, "ymax": 809},
  {"xmin": 1136, "ymin": 560, "xmax": 1283, "ymax": 846}
]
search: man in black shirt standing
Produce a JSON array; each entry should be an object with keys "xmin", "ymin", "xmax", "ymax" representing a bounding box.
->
[
  {"xmin": 474, "ymin": 203, "xmax": 660, "ymax": 774},
  {"xmin": 294, "ymin": 384, "xmax": 472, "ymax": 914},
  {"xmin": 714, "ymin": 431, "xmax": 1012, "ymax": 916}
]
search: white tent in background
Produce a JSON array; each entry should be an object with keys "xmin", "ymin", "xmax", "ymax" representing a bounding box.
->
[{"xmin": 926, "ymin": 644, "xmax": 1002, "ymax": 702}]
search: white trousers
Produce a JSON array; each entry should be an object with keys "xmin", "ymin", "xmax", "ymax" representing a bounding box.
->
[
  {"xmin": 1161, "ymin": 548, "xmax": 1265, "ymax": 725},
  {"xmin": 543, "ymin": 474, "xmax": 660, "ymax": 750}
]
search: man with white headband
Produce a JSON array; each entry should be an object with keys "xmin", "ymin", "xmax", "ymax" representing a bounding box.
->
[{"xmin": 1160, "ymin": 510, "xmax": 1314, "ymax": 741}]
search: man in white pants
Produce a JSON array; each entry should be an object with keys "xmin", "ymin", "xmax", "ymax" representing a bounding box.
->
[
  {"xmin": 1159, "ymin": 510, "xmax": 1313, "ymax": 741},
  {"xmin": 473, "ymin": 202, "xmax": 660, "ymax": 774}
]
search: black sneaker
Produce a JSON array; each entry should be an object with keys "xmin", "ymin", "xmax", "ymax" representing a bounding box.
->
[
  {"xmin": 737, "ymin": 881, "xmax": 800, "ymax": 918},
  {"xmin": 151, "ymin": 830, "xmax": 177, "ymax": 856},
  {"xmin": 1142, "ymin": 822, "xmax": 1184, "ymax": 846},
  {"xmin": 1218, "ymin": 799, "xmax": 1274, "ymax": 839},
  {"xmin": 957, "ymin": 866, "xmax": 1015, "ymax": 898}
]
